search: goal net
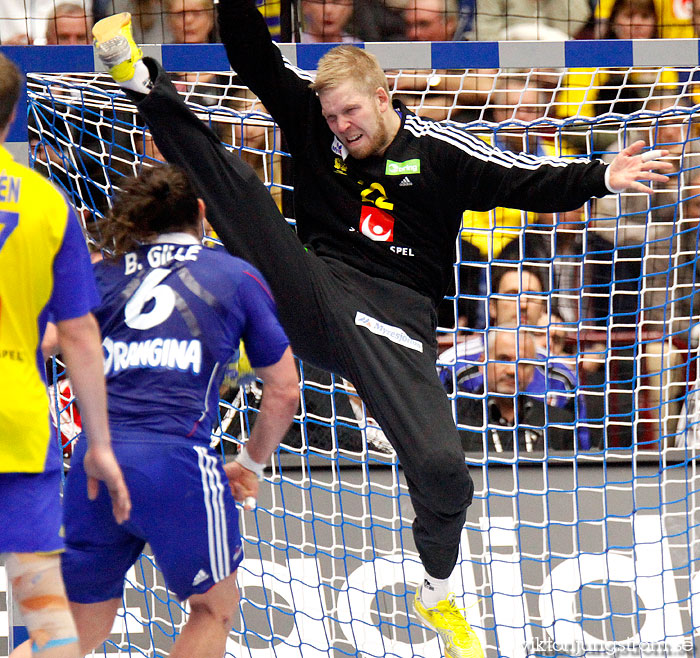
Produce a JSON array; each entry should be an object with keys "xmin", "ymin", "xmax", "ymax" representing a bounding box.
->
[{"xmin": 3, "ymin": 40, "xmax": 700, "ymax": 658}]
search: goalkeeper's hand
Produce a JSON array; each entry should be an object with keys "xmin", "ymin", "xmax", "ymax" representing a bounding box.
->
[
  {"xmin": 224, "ymin": 461, "xmax": 259, "ymax": 510},
  {"xmin": 606, "ymin": 140, "xmax": 673, "ymax": 194}
]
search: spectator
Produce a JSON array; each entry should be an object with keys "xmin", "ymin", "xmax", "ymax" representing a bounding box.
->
[
  {"xmin": 671, "ymin": 0, "xmax": 700, "ymax": 113},
  {"xmin": 585, "ymin": 177, "xmax": 645, "ymax": 448},
  {"xmin": 299, "ymin": 0, "xmax": 359, "ymax": 43},
  {"xmin": 456, "ymin": 326, "xmax": 577, "ymax": 453},
  {"xmin": 523, "ymin": 207, "xmax": 611, "ymax": 447},
  {"xmin": 165, "ymin": 0, "xmax": 253, "ymax": 162},
  {"xmin": 390, "ymin": 0, "xmax": 492, "ymax": 122},
  {"xmin": 643, "ymin": 158, "xmax": 700, "ymax": 447},
  {"xmin": 95, "ymin": 0, "xmax": 172, "ymax": 43},
  {"xmin": 438, "ymin": 260, "xmax": 592, "ymax": 449},
  {"xmin": 602, "ymin": 0, "xmax": 658, "ymax": 38},
  {"xmin": 165, "ymin": 0, "xmax": 220, "ymax": 107},
  {"xmin": 539, "ymin": 206, "xmax": 590, "ymax": 328},
  {"xmin": 592, "ymin": 107, "xmax": 697, "ymax": 253},
  {"xmin": 255, "ymin": 0, "xmax": 283, "ymax": 41},
  {"xmin": 45, "ymin": 2, "xmax": 93, "ymax": 44},
  {"xmin": 0, "ymin": 0, "xmax": 90, "ymax": 44},
  {"xmin": 594, "ymin": 0, "xmax": 694, "ymax": 39},
  {"xmin": 588, "ymin": 111, "xmax": 700, "ymax": 448},
  {"xmin": 167, "ymin": 0, "xmax": 284, "ymax": 208},
  {"xmin": 466, "ymin": 0, "xmax": 591, "ymax": 41},
  {"xmin": 454, "ymin": 0, "xmax": 476, "ymax": 39},
  {"xmin": 557, "ymin": 0, "xmax": 678, "ymax": 133},
  {"xmin": 351, "ymin": 0, "xmax": 407, "ymax": 41},
  {"xmin": 593, "ymin": 0, "xmax": 673, "ymax": 116},
  {"xmin": 403, "ymin": 0, "xmax": 459, "ymax": 40},
  {"xmin": 167, "ymin": 0, "xmax": 217, "ymax": 42}
]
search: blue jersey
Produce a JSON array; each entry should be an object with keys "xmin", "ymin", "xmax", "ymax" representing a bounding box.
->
[
  {"xmin": 94, "ymin": 234, "xmax": 289, "ymax": 444},
  {"xmin": 438, "ymin": 335, "xmax": 591, "ymax": 450}
]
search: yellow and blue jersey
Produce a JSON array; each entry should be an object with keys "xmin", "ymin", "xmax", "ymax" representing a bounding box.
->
[{"xmin": 0, "ymin": 144, "xmax": 99, "ymax": 474}]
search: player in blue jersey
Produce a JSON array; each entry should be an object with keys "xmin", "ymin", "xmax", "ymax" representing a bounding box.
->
[
  {"xmin": 57, "ymin": 164, "xmax": 299, "ymax": 658},
  {"xmin": 0, "ymin": 52, "xmax": 130, "ymax": 658}
]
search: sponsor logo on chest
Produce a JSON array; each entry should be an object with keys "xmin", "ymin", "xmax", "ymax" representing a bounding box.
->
[
  {"xmin": 385, "ymin": 159, "xmax": 420, "ymax": 176},
  {"xmin": 359, "ymin": 206, "xmax": 394, "ymax": 242}
]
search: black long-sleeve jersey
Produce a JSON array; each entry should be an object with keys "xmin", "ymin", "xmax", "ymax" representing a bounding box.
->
[{"xmin": 217, "ymin": 0, "xmax": 611, "ymax": 308}]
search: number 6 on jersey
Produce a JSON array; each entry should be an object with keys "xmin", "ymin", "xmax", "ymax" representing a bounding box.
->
[{"xmin": 125, "ymin": 268, "xmax": 176, "ymax": 330}]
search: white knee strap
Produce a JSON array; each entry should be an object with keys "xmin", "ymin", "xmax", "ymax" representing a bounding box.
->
[{"xmin": 5, "ymin": 553, "xmax": 78, "ymax": 654}]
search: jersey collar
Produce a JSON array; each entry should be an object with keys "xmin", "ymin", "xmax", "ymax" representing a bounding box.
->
[{"xmin": 152, "ymin": 232, "xmax": 200, "ymax": 245}]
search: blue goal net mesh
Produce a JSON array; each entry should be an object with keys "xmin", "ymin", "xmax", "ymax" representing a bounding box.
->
[{"xmin": 5, "ymin": 41, "xmax": 700, "ymax": 658}]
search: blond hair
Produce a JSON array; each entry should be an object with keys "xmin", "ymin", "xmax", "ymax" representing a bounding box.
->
[{"xmin": 310, "ymin": 45, "xmax": 389, "ymax": 97}]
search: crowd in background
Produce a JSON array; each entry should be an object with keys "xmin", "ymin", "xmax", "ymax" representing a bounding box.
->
[
  {"xmin": 1, "ymin": 0, "xmax": 697, "ymax": 46},
  {"xmin": 7, "ymin": 0, "xmax": 700, "ymax": 453}
]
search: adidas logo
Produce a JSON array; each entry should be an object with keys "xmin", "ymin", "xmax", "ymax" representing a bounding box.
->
[
  {"xmin": 192, "ymin": 569, "xmax": 209, "ymax": 587},
  {"xmin": 399, "ymin": 177, "xmax": 412, "ymax": 187}
]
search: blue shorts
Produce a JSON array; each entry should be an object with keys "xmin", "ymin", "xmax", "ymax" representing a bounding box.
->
[
  {"xmin": 62, "ymin": 437, "xmax": 243, "ymax": 603},
  {"xmin": 0, "ymin": 469, "xmax": 63, "ymax": 554}
]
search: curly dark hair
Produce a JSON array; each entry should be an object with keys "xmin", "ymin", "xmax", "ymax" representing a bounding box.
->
[{"xmin": 100, "ymin": 164, "xmax": 200, "ymax": 256}]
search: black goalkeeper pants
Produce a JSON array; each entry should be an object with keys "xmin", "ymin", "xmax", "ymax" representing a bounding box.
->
[{"xmin": 133, "ymin": 59, "xmax": 474, "ymax": 580}]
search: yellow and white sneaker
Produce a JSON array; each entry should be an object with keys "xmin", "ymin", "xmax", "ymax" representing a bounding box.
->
[
  {"xmin": 413, "ymin": 587, "xmax": 484, "ymax": 658},
  {"xmin": 92, "ymin": 12, "xmax": 143, "ymax": 83}
]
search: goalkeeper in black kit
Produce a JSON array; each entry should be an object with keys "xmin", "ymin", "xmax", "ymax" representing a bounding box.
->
[{"xmin": 90, "ymin": 7, "xmax": 671, "ymax": 656}]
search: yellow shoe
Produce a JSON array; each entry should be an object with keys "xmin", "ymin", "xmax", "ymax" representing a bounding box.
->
[
  {"xmin": 92, "ymin": 12, "xmax": 143, "ymax": 83},
  {"xmin": 413, "ymin": 587, "xmax": 484, "ymax": 658}
]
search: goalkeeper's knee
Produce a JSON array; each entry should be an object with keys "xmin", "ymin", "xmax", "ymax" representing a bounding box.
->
[{"xmin": 5, "ymin": 552, "xmax": 78, "ymax": 654}]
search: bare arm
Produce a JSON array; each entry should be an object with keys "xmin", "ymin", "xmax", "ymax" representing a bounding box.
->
[
  {"xmin": 56, "ymin": 313, "xmax": 131, "ymax": 523},
  {"xmin": 224, "ymin": 346, "xmax": 299, "ymax": 506},
  {"xmin": 41, "ymin": 321, "xmax": 59, "ymax": 360}
]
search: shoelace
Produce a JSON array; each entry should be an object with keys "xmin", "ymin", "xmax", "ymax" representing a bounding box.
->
[{"xmin": 434, "ymin": 597, "xmax": 473, "ymax": 642}]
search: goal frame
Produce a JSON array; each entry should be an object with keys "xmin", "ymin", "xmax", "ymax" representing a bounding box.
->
[{"xmin": 3, "ymin": 37, "xmax": 700, "ymax": 658}]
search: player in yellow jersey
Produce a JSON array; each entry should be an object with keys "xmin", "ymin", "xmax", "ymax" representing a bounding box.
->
[{"xmin": 0, "ymin": 53, "xmax": 131, "ymax": 658}]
